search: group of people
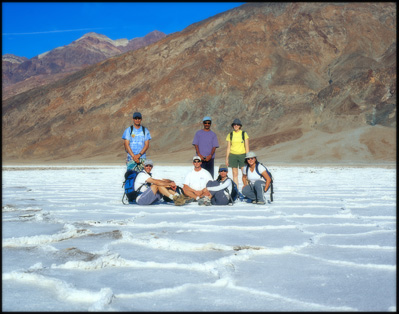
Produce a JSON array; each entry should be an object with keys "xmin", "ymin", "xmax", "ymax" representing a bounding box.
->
[{"xmin": 122, "ymin": 112, "xmax": 272, "ymax": 206}]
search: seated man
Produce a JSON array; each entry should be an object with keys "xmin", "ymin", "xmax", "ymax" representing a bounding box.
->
[
  {"xmin": 135, "ymin": 160, "xmax": 185, "ymax": 206},
  {"xmin": 201, "ymin": 164, "xmax": 233, "ymax": 206},
  {"xmin": 182, "ymin": 156, "xmax": 213, "ymax": 202}
]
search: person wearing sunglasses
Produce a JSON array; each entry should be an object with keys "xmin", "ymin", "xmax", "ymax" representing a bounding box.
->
[
  {"xmin": 225, "ymin": 118, "xmax": 249, "ymax": 189},
  {"xmin": 135, "ymin": 159, "xmax": 184, "ymax": 206},
  {"xmin": 192, "ymin": 116, "xmax": 219, "ymax": 178},
  {"xmin": 201, "ymin": 164, "xmax": 233, "ymax": 206},
  {"xmin": 122, "ymin": 111, "xmax": 152, "ymax": 169},
  {"xmin": 182, "ymin": 156, "xmax": 214, "ymax": 202},
  {"xmin": 242, "ymin": 151, "xmax": 272, "ymax": 205}
]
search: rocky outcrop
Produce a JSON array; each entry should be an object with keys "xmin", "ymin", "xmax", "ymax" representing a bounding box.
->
[{"xmin": 2, "ymin": 3, "xmax": 396, "ymax": 165}]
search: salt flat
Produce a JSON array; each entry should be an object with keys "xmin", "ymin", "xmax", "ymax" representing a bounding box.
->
[{"xmin": 2, "ymin": 165, "xmax": 396, "ymax": 311}]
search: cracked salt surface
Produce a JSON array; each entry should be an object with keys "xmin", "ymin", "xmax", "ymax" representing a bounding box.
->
[{"xmin": 2, "ymin": 165, "xmax": 396, "ymax": 311}]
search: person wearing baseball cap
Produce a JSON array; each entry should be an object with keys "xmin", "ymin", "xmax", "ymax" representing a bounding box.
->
[
  {"xmin": 122, "ymin": 111, "xmax": 152, "ymax": 169},
  {"xmin": 181, "ymin": 156, "xmax": 213, "ymax": 202},
  {"xmin": 134, "ymin": 159, "xmax": 186, "ymax": 206},
  {"xmin": 192, "ymin": 116, "xmax": 219, "ymax": 178},
  {"xmin": 200, "ymin": 164, "xmax": 234, "ymax": 206}
]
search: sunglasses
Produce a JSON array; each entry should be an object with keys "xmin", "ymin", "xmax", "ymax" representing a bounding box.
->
[
  {"xmin": 144, "ymin": 164, "xmax": 153, "ymax": 168},
  {"xmin": 219, "ymin": 170, "xmax": 228, "ymax": 172},
  {"xmin": 134, "ymin": 117, "xmax": 142, "ymax": 120},
  {"xmin": 232, "ymin": 124, "xmax": 241, "ymax": 126},
  {"xmin": 193, "ymin": 160, "xmax": 201, "ymax": 163},
  {"xmin": 203, "ymin": 121, "xmax": 211, "ymax": 125},
  {"xmin": 246, "ymin": 157, "xmax": 256, "ymax": 160}
]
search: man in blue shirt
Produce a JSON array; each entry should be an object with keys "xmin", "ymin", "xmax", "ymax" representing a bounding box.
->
[
  {"xmin": 192, "ymin": 116, "xmax": 219, "ymax": 178},
  {"xmin": 122, "ymin": 112, "xmax": 152, "ymax": 167}
]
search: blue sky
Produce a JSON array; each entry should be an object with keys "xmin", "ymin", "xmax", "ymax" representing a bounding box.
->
[{"xmin": 2, "ymin": 2, "xmax": 245, "ymax": 59}]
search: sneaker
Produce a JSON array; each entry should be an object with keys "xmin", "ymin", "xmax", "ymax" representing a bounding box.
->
[
  {"xmin": 203, "ymin": 197, "xmax": 212, "ymax": 206},
  {"xmin": 173, "ymin": 194, "xmax": 186, "ymax": 206},
  {"xmin": 252, "ymin": 200, "xmax": 257, "ymax": 204},
  {"xmin": 198, "ymin": 197, "xmax": 212, "ymax": 206},
  {"xmin": 256, "ymin": 201, "xmax": 265, "ymax": 205}
]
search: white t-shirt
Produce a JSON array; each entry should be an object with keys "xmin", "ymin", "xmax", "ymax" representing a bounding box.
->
[
  {"xmin": 184, "ymin": 168, "xmax": 213, "ymax": 190},
  {"xmin": 135, "ymin": 171, "xmax": 151, "ymax": 192},
  {"xmin": 243, "ymin": 163, "xmax": 267, "ymax": 184}
]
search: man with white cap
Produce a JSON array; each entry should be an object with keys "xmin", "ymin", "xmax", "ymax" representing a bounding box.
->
[
  {"xmin": 192, "ymin": 116, "xmax": 219, "ymax": 178},
  {"xmin": 135, "ymin": 159, "xmax": 184, "ymax": 206},
  {"xmin": 182, "ymin": 156, "xmax": 214, "ymax": 201}
]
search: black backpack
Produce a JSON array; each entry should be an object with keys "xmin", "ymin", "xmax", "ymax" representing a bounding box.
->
[
  {"xmin": 130, "ymin": 125, "xmax": 146, "ymax": 136},
  {"xmin": 230, "ymin": 130, "xmax": 247, "ymax": 143},
  {"xmin": 122, "ymin": 168, "xmax": 149, "ymax": 204},
  {"xmin": 246, "ymin": 162, "xmax": 274, "ymax": 202}
]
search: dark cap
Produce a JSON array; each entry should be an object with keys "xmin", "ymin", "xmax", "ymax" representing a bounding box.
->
[{"xmin": 133, "ymin": 112, "xmax": 142, "ymax": 119}]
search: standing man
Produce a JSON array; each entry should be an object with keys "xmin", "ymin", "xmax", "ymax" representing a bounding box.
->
[
  {"xmin": 122, "ymin": 112, "xmax": 151, "ymax": 168},
  {"xmin": 192, "ymin": 116, "xmax": 219, "ymax": 178}
]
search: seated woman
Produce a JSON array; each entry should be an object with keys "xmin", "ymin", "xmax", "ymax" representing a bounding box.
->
[
  {"xmin": 201, "ymin": 164, "xmax": 233, "ymax": 206},
  {"xmin": 242, "ymin": 151, "xmax": 272, "ymax": 205}
]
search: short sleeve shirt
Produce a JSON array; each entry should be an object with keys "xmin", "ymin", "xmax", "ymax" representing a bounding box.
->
[
  {"xmin": 184, "ymin": 168, "xmax": 213, "ymax": 190},
  {"xmin": 243, "ymin": 163, "xmax": 267, "ymax": 184},
  {"xmin": 192, "ymin": 130, "xmax": 219, "ymax": 158},
  {"xmin": 226, "ymin": 130, "xmax": 249, "ymax": 155},
  {"xmin": 135, "ymin": 171, "xmax": 151, "ymax": 192},
  {"xmin": 122, "ymin": 125, "xmax": 152, "ymax": 161}
]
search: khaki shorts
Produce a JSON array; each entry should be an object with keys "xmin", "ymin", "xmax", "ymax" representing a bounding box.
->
[{"xmin": 228, "ymin": 153, "xmax": 246, "ymax": 168}]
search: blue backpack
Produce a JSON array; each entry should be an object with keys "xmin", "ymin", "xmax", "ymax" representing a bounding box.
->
[
  {"xmin": 246, "ymin": 162, "xmax": 274, "ymax": 202},
  {"xmin": 122, "ymin": 168, "xmax": 148, "ymax": 204}
]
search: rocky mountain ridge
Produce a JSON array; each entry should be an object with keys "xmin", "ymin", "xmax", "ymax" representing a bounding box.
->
[
  {"xmin": 2, "ymin": 30, "xmax": 166, "ymax": 100},
  {"xmin": 2, "ymin": 2, "xmax": 396, "ymax": 165}
]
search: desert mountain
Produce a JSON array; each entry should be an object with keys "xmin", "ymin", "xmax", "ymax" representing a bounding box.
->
[
  {"xmin": 2, "ymin": 30, "xmax": 166, "ymax": 100},
  {"xmin": 2, "ymin": 2, "xmax": 396, "ymax": 165}
]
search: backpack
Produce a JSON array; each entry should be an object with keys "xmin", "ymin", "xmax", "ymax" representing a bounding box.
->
[
  {"xmin": 218, "ymin": 176, "xmax": 239, "ymax": 204},
  {"xmin": 230, "ymin": 130, "xmax": 247, "ymax": 143},
  {"xmin": 246, "ymin": 162, "xmax": 274, "ymax": 202},
  {"xmin": 122, "ymin": 168, "xmax": 148, "ymax": 204}
]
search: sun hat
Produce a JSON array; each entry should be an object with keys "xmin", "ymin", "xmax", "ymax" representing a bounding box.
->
[
  {"xmin": 193, "ymin": 156, "xmax": 202, "ymax": 161},
  {"xmin": 133, "ymin": 112, "xmax": 142, "ymax": 119},
  {"xmin": 219, "ymin": 164, "xmax": 228, "ymax": 172},
  {"xmin": 245, "ymin": 151, "xmax": 257, "ymax": 159},
  {"xmin": 231, "ymin": 118, "xmax": 242, "ymax": 127},
  {"xmin": 143, "ymin": 159, "xmax": 153, "ymax": 166},
  {"xmin": 203, "ymin": 116, "xmax": 212, "ymax": 122}
]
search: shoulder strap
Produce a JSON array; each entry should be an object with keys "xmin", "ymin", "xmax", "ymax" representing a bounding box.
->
[
  {"xmin": 255, "ymin": 162, "xmax": 263, "ymax": 178},
  {"xmin": 242, "ymin": 131, "xmax": 246, "ymax": 142},
  {"xmin": 130, "ymin": 125, "xmax": 146, "ymax": 136},
  {"xmin": 230, "ymin": 132, "xmax": 233, "ymax": 142}
]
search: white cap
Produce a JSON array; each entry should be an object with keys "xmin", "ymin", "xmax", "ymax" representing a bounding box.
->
[
  {"xmin": 144, "ymin": 159, "xmax": 153, "ymax": 166},
  {"xmin": 193, "ymin": 156, "xmax": 201, "ymax": 161}
]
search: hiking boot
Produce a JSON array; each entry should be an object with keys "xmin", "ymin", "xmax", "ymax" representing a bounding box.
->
[
  {"xmin": 173, "ymin": 194, "xmax": 186, "ymax": 206},
  {"xmin": 252, "ymin": 200, "xmax": 257, "ymax": 204},
  {"xmin": 256, "ymin": 201, "xmax": 265, "ymax": 205}
]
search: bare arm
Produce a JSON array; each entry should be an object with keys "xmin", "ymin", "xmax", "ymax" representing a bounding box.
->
[
  {"xmin": 225, "ymin": 141, "xmax": 231, "ymax": 166},
  {"xmin": 261, "ymin": 170, "xmax": 271, "ymax": 192},
  {"xmin": 244, "ymin": 138, "xmax": 249, "ymax": 154}
]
